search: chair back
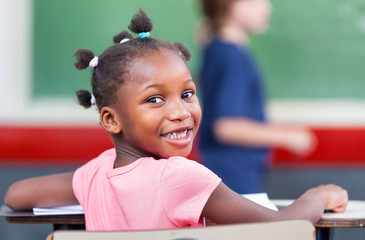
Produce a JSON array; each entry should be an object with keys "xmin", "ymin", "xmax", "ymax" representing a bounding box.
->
[{"xmin": 52, "ymin": 220, "xmax": 315, "ymax": 240}]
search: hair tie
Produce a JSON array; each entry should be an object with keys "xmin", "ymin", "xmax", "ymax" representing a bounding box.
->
[
  {"xmin": 89, "ymin": 56, "xmax": 99, "ymax": 68},
  {"xmin": 90, "ymin": 94, "xmax": 96, "ymax": 105},
  {"xmin": 120, "ymin": 38, "xmax": 130, "ymax": 44},
  {"xmin": 138, "ymin": 32, "xmax": 150, "ymax": 39}
]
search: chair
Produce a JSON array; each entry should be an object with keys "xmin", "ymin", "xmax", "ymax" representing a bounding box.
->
[{"xmin": 52, "ymin": 220, "xmax": 315, "ymax": 240}]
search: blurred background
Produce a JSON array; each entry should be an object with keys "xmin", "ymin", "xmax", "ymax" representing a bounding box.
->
[{"xmin": 1, "ymin": 0, "xmax": 365, "ymax": 239}]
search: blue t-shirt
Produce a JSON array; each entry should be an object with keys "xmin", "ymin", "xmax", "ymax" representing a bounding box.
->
[{"xmin": 199, "ymin": 38, "xmax": 269, "ymax": 194}]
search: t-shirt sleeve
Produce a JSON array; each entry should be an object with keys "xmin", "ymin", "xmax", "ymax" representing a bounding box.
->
[
  {"xmin": 161, "ymin": 157, "xmax": 221, "ymax": 227},
  {"xmin": 72, "ymin": 161, "xmax": 91, "ymax": 207},
  {"xmin": 72, "ymin": 148, "xmax": 115, "ymax": 208},
  {"xmin": 215, "ymin": 49, "xmax": 253, "ymax": 118}
]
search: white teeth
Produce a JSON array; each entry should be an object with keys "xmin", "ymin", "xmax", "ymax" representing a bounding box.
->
[{"xmin": 165, "ymin": 130, "xmax": 188, "ymax": 139}]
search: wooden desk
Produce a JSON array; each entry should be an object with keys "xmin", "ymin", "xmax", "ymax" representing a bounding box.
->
[
  {"xmin": 272, "ymin": 200, "xmax": 365, "ymax": 240},
  {"xmin": 2, "ymin": 200, "xmax": 365, "ymax": 239},
  {"xmin": 272, "ymin": 200, "xmax": 365, "ymax": 227},
  {"xmin": 0, "ymin": 205, "xmax": 85, "ymax": 230}
]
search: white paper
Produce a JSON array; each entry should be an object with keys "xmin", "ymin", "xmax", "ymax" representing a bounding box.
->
[
  {"xmin": 242, "ymin": 193, "xmax": 279, "ymax": 211},
  {"xmin": 33, "ymin": 204, "xmax": 84, "ymax": 215}
]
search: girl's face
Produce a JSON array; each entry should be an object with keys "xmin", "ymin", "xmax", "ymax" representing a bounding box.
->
[
  {"xmin": 229, "ymin": 0, "xmax": 272, "ymax": 34},
  {"xmin": 113, "ymin": 50, "xmax": 201, "ymax": 159}
]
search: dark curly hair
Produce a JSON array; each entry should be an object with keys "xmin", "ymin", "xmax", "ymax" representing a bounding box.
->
[{"xmin": 74, "ymin": 9, "xmax": 191, "ymax": 110}]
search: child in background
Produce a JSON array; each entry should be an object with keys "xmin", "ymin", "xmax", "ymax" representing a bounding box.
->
[
  {"xmin": 5, "ymin": 9, "xmax": 347, "ymax": 231},
  {"xmin": 198, "ymin": 0, "xmax": 317, "ymax": 194}
]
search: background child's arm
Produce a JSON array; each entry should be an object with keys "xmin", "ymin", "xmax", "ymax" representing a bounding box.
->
[
  {"xmin": 214, "ymin": 117, "xmax": 316, "ymax": 156},
  {"xmin": 202, "ymin": 182, "xmax": 348, "ymax": 225},
  {"xmin": 4, "ymin": 172, "xmax": 78, "ymax": 211}
]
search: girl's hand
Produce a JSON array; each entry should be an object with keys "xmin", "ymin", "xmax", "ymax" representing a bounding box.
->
[
  {"xmin": 280, "ymin": 183, "xmax": 348, "ymax": 224},
  {"xmin": 321, "ymin": 184, "xmax": 348, "ymax": 213},
  {"xmin": 307, "ymin": 184, "xmax": 348, "ymax": 213}
]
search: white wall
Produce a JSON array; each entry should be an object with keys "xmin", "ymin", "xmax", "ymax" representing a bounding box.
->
[{"xmin": 0, "ymin": 0, "xmax": 98, "ymax": 126}]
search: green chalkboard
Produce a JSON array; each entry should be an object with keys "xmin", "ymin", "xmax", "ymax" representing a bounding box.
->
[
  {"xmin": 33, "ymin": 0, "xmax": 365, "ymax": 99},
  {"xmin": 251, "ymin": 0, "xmax": 365, "ymax": 98},
  {"xmin": 33, "ymin": 0, "xmax": 200, "ymax": 97}
]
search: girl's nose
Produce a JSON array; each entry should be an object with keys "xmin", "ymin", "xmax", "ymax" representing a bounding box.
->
[{"xmin": 167, "ymin": 100, "xmax": 191, "ymax": 121}]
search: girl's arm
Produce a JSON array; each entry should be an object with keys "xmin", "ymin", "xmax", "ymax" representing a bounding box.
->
[
  {"xmin": 4, "ymin": 172, "xmax": 78, "ymax": 211},
  {"xmin": 202, "ymin": 182, "xmax": 348, "ymax": 225},
  {"xmin": 214, "ymin": 117, "xmax": 316, "ymax": 156}
]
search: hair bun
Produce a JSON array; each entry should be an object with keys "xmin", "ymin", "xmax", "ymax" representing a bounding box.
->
[
  {"xmin": 74, "ymin": 49, "xmax": 96, "ymax": 70},
  {"xmin": 76, "ymin": 89, "xmax": 93, "ymax": 108},
  {"xmin": 173, "ymin": 42, "xmax": 191, "ymax": 61},
  {"xmin": 128, "ymin": 9, "xmax": 153, "ymax": 34},
  {"xmin": 113, "ymin": 31, "xmax": 134, "ymax": 44}
]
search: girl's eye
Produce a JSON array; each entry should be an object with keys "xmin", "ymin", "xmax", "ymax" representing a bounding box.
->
[
  {"xmin": 146, "ymin": 97, "xmax": 163, "ymax": 104},
  {"xmin": 182, "ymin": 91, "xmax": 194, "ymax": 99}
]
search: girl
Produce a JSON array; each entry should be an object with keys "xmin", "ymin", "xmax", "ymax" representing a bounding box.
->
[
  {"xmin": 199, "ymin": 0, "xmax": 317, "ymax": 194},
  {"xmin": 5, "ymin": 9, "xmax": 347, "ymax": 231}
]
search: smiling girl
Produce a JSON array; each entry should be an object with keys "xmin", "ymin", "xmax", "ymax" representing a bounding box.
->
[{"xmin": 5, "ymin": 9, "xmax": 347, "ymax": 231}]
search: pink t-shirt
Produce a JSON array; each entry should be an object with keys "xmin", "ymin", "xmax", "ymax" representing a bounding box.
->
[{"xmin": 72, "ymin": 148, "xmax": 221, "ymax": 231}]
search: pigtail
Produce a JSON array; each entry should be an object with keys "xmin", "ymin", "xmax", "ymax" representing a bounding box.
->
[
  {"xmin": 173, "ymin": 42, "xmax": 191, "ymax": 61},
  {"xmin": 76, "ymin": 89, "xmax": 95, "ymax": 108},
  {"xmin": 128, "ymin": 9, "xmax": 153, "ymax": 34},
  {"xmin": 74, "ymin": 49, "xmax": 96, "ymax": 70},
  {"xmin": 113, "ymin": 31, "xmax": 134, "ymax": 44}
]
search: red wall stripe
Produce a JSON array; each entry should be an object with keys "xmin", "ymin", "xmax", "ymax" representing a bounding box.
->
[
  {"xmin": 272, "ymin": 128, "xmax": 365, "ymax": 167},
  {"xmin": 1, "ymin": 126, "xmax": 365, "ymax": 166},
  {"xmin": 0, "ymin": 126, "xmax": 113, "ymax": 164}
]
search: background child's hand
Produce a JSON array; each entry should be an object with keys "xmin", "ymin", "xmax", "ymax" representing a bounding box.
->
[{"xmin": 285, "ymin": 127, "xmax": 317, "ymax": 156}]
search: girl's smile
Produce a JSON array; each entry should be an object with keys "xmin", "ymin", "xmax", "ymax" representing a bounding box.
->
[
  {"xmin": 111, "ymin": 50, "xmax": 201, "ymax": 164},
  {"xmin": 161, "ymin": 125, "xmax": 194, "ymax": 148}
]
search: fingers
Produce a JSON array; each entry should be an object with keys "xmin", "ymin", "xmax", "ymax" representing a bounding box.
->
[
  {"xmin": 331, "ymin": 204, "xmax": 347, "ymax": 213},
  {"xmin": 322, "ymin": 184, "xmax": 348, "ymax": 212},
  {"xmin": 286, "ymin": 128, "xmax": 317, "ymax": 156}
]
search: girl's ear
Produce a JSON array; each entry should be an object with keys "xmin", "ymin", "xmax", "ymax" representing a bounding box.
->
[{"xmin": 100, "ymin": 107, "xmax": 123, "ymax": 134}]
